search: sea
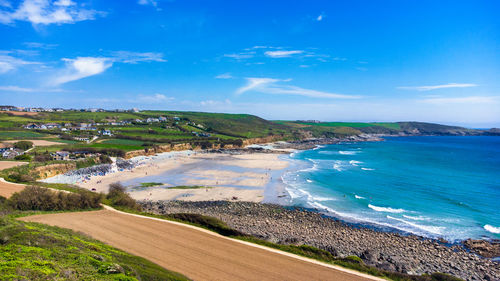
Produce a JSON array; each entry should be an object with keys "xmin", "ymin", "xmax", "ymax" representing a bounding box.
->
[{"xmin": 282, "ymin": 136, "xmax": 500, "ymax": 242}]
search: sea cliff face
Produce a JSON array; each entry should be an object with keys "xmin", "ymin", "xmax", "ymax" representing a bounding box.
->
[{"xmin": 140, "ymin": 200, "xmax": 500, "ymax": 281}]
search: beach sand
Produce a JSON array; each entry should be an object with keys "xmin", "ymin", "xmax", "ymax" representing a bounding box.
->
[{"xmin": 77, "ymin": 152, "xmax": 289, "ymax": 202}]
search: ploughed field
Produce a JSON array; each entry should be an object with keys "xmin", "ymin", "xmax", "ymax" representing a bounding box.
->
[{"xmin": 21, "ymin": 208, "xmax": 377, "ymax": 281}]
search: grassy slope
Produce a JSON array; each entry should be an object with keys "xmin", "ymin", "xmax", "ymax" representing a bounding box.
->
[{"xmin": 0, "ymin": 211, "xmax": 189, "ymax": 281}]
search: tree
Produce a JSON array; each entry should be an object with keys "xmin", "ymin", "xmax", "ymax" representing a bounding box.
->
[{"xmin": 13, "ymin": 141, "xmax": 33, "ymax": 151}]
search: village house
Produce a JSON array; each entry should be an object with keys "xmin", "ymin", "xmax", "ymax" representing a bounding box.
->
[
  {"xmin": 2, "ymin": 148, "xmax": 23, "ymax": 159},
  {"xmin": 51, "ymin": 151, "xmax": 70, "ymax": 161},
  {"xmin": 158, "ymin": 116, "xmax": 167, "ymax": 122},
  {"xmin": 100, "ymin": 129, "xmax": 113, "ymax": 136}
]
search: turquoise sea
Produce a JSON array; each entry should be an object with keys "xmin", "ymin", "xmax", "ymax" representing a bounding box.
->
[{"xmin": 283, "ymin": 136, "xmax": 500, "ymax": 241}]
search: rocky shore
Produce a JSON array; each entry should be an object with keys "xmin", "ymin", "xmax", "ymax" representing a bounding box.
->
[{"xmin": 140, "ymin": 200, "xmax": 500, "ymax": 281}]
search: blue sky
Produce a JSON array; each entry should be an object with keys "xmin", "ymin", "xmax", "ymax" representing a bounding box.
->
[{"xmin": 0, "ymin": 0, "xmax": 498, "ymax": 127}]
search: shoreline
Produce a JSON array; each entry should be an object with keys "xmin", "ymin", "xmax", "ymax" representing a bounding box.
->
[{"xmin": 41, "ymin": 136, "xmax": 500, "ymax": 251}]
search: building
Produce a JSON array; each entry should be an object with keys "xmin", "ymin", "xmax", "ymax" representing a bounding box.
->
[
  {"xmin": 2, "ymin": 148, "xmax": 22, "ymax": 159},
  {"xmin": 100, "ymin": 129, "xmax": 113, "ymax": 136},
  {"xmin": 51, "ymin": 151, "xmax": 70, "ymax": 161}
]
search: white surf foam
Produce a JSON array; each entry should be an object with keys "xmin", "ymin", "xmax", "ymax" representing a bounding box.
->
[
  {"xmin": 349, "ymin": 160, "xmax": 362, "ymax": 166},
  {"xmin": 306, "ymin": 179, "xmax": 313, "ymax": 183},
  {"xmin": 339, "ymin": 151, "xmax": 357, "ymax": 155},
  {"xmin": 387, "ymin": 216, "xmax": 445, "ymax": 235},
  {"xmin": 484, "ymin": 224, "xmax": 500, "ymax": 234},
  {"xmin": 403, "ymin": 215, "xmax": 430, "ymax": 221},
  {"xmin": 361, "ymin": 167, "xmax": 375, "ymax": 171},
  {"xmin": 368, "ymin": 204, "xmax": 406, "ymax": 213},
  {"xmin": 355, "ymin": 195, "xmax": 365, "ymax": 199}
]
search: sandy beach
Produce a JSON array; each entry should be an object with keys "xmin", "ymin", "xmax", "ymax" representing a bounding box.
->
[{"xmin": 73, "ymin": 151, "xmax": 290, "ymax": 202}]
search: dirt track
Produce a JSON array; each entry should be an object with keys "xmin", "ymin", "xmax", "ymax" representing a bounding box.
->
[
  {"xmin": 0, "ymin": 178, "xmax": 25, "ymax": 198},
  {"xmin": 3, "ymin": 139, "xmax": 61, "ymax": 146},
  {"xmin": 22, "ymin": 208, "xmax": 380, "ymax": 281}
]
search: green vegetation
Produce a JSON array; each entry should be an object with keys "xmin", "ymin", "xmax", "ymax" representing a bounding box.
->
[
  {"xmin": 0, "ymin": 210, "xmax": 189, "ymax": 280},
  {"xmin": 0, "ymin": 131, "xmax": 47, "ymax": 140},
  {"xmin": 140, "ymin": 182, "xmax": 164, "ymax": 187},
  {"xmin": 13, "ymin": 140, "xmax": 33, "ymax": 150},
  {"xmin": 104, "ymin": 183, "xmax": 141, "ymax": 211},
  {"xmin": 8, "ymin": 186, "xmax": 102, "ymax": 211},
  {"xmin": 168, "ymin": 185, "xmax": 211, "ymax": 190}
]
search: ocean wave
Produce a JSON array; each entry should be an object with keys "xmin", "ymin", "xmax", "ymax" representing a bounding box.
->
[
  {"xmin": 361, "ymin": 167, "xmax": 375, "ymax": 171},
  {"xmin": 368, "ymin": 204, "xmax": 406, "ymax": 213},
  {"xmin": 387, "ymin": 216, "xmax": 445, "ymax": 235},
  {"xmin": 339, "ymin": 151, "xmax": 358, "ymax": 155},
  {"xmin": 313, "ymin": 145, "xmax": 325, "ymax": 150},
  {"xmin": 484, "ymin": 224, "xmax": 500, "ymax": 234},
  {"xmin": 355, "ymin": 195, "xmax": 365, "ymax": 199},
  {"xmin": 349, "ymin": 160, "xmax": 362, "ymax": 166},
  {"xmin": 306, "ymin": 179, "xmax": 313, "ymax": 183},
  {"xmin": 333, "ymin": 163, "xmax": 343, "ymax": 171},
  {"xmin": 403, "ymin": 215, "xmax": 430, "ymax": 221}
]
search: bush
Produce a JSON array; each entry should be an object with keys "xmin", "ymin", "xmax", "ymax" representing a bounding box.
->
[
  {"xmin": 99, "ymin": 154, "xmax": 113, "ymax": 164},
  {"xmin": 13, "ymin": 141, "xmax": 33, "ymax": 150},
  {"xmin": 8, "ymin": 186, "xmax": 102, "ymax": 211},
  {"xmin": 34, "ymin": 153, "xmax": 52, "ymax": 162},
  {"xmin": 14, "ymin": 154, "xmax": 31, "ymax": 161},
  {"xmin": 106, "ymin": 183, "xmax": 141, "ymax": 211}
]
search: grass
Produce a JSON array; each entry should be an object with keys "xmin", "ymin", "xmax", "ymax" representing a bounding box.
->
[
  {"xmin": 168, "ymin": 185, "xmax": 211, "ymax": 190},
  {"xmin": 0, "ymin": 212, "xmax": 189, "ymax": 281},
  {"xmin": 101, "ymin": 139, "xmax": 146, "ymax": 146},
  {"xmin": 0, "ymin": 131, "xmax": 47, "ymax": 140},
  {"xmin": 140, "ymin": 182, "xmax": 164, "ymax": 187}
]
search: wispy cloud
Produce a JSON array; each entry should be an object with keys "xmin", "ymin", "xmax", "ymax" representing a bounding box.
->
[
  {"xmin": 51, "ymin": 57, "xmax": 112, "ymax": 86},
  {"xmin": 111, "ymin": 51, "xmax": 166, "ymax": 64},
  {"xmin": 316, "ymin": 13, "xmax": 325, "ymax": 21},
  {"xmin": 23, "ymin": 42, "xmax": 58, "ymax": 49},
  {"xmin": 264, "ymin": 50, "xmax": 304, "ymax": 58},
  {"xmin": 138, "ymin": 0, "xmax": 157, "ymax": 7},
  {"xmin": 136, "ymin": 93, "xmax": 173, "ymax": 103},
  {"xmin": 215, "ymin": 73, "xmax": 233, "ymax": 79},
  {"xmin": 200, "ymin": 99, "xmax": 231, "ymax": 106},
  {"xmin": 397, "ymin": 83, "xmax": 478, "ymax": 91},
  {"xmin": 0, "ymin": 0, "xmax": 106, "ymax": 26},
  {"xmin": 0, "ymin": 52, "xmax": 39, "ymax": 73},
  {"xmin": 236, "ymin": 77, "xmax": 360, "ymax": 99},
  {"xmin": 0, "ymin": 85, "xmax": 35, "ymax": 92},
  {"xmin": 50, "ymin": 51, "xmax": 166, "ymax": 85},
  {"xmin": 223, "ymin": 52, "xmax": 255, "ymax": 60},
  {"xmin": 419, "ymin": 96, "xmax": 498, "ymax": 104}
]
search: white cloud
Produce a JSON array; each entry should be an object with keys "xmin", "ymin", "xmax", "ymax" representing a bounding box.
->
[
  {"xmin": 0, "ymin": 85, "xmax": 35, "ymax": 92},
  {"xmin": 264, "ymin": 50, "xmax": 304, "ymax": 58},
  {"xmin": 111, "ymin": 51, "xmax": 166, "ymax": 64},
  {"xmin": 397, "ymin": 83, "xmax": 478, "ymax": 91},
  {"xmin": 138, "ymin": 0, "xmax": 157, "ymax": 7},
  {"xmin": 51, "ymin": 57, "xmax": 112, "ymax": 85},
  {"xmin": 0, "ymin": 53, "xmax": 39, "ymax": 73},
  {"xmin": 223, "ymin": 52, "xmax": 255, "ymax": 60},
  {"xmin": 136, "ymin": 93, "xmax": 173, "ymax": 103},
  {"xmin": 419, "ymin": 96, "xmax": 498, "ymax": 104},
  {"xmin": 23, "ymin": 42, "xmax": 58, "ymax": 49},
  {"xmin": 316, "ymin": 14, "xmax": 324, "ymax": 21},
  {"xmin": 0, "ymin": 0, "xmax": 105, "ymax": 25},
  {"xmin": 200, "ymin": 99, "xmax": 231, "ymax": 106},
  {"xmin": 236, "ymin": 77, "xmax": 360, "ymax": 99},
  {"xmin": 215, "ymin": 73, "xmax": 232, "ymax": 79}
]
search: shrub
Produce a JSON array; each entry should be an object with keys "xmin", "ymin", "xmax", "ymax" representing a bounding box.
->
[
  {"xmin": 34, "ymin": 153, "xmax": 52, "ymax": 162},
  {"xmin": 8, "ymin": 186, "xmax": 102, "ymax": 211},
  {"xmin": 14, "ymin": 154, "xmax": 31, "ymax": 161},
  {"xmin": 13, "ymin": 141, "xmax": 33, "ymax": 150},
  {"xmin": 106, "ymin": 183, "xmax": 141, "ymax": 211},
  {"xmin": 99, "ymin": 154, "xmax": 112, "ymax": 164}
]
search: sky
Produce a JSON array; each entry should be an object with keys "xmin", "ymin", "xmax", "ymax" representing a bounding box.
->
[{"xmin": 0, "ymin": 0, "xmax": 499, "ymax": 127}]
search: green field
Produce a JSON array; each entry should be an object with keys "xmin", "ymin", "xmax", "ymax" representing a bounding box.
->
[
  {"xmin": 0, "ymin": 131, "xmax": 48, "ymax": 140},
  {"xmin": 101, "ymin": 139, "xmax": 146, "ymax": 146}
]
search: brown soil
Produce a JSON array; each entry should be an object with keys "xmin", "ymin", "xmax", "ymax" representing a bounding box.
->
[
  {"xmin": 0, "ymin": 179, "xmax": 25, "ymax": 198},
  {"xmin": 21, "ymin": 209, "xmax": 377, "ymax": 281},
  {"xmin": 0, "ymin": 161, "xmax": 27, "ymax": 171}
]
